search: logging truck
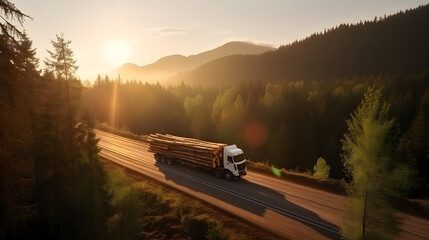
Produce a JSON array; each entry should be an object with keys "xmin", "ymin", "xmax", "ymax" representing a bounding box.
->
[{"xmin": 148, "ymin": 133, "xmax": 247, "ymax": 180}]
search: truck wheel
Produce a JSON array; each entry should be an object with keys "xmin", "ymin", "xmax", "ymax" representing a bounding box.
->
[
  {"xmin": 224, "ymin": 171, "xmax": 233, "ymax": 181},
  {"xmin": 160, "ymin": 156, "xmax": 166, "ymax": 164},
  {"xmin": 214, "ymin": 169, "xmax": 223, "ymax": 178},
  {"xmin": 166, "ymin": 158, "xmax": 173, "ymax": 165}
]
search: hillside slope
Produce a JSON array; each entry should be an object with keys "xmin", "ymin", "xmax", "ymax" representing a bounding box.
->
[
  {"xmin": 171, "ymin": 4, "xmax": 429, "ymax": 86},
  {"xmin": 112, "ymin": 41, "xmax": 274, "ymax": 83}
]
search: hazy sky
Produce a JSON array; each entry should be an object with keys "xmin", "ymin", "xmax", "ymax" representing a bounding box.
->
[{"xmin": 12, "ymin": 0, "xmax": 429, "ymax": 81}]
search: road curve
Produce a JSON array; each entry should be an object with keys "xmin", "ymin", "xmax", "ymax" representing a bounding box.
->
[{"xmin": 96, "ymin": 130, "xmax": 429, "ymax": 240}]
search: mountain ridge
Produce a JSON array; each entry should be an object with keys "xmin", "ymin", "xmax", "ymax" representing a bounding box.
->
[
  {"xmin": 169, "ymin": 4, "xmax": 429, "ymax": 86},
  {"xmin": 111, "ymin": 41, "xmax": 275, "ymax": 83}
]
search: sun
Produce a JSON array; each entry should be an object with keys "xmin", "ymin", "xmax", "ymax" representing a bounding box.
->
[{"xmin": 103, "ymin": 39, "xmax": 131, "ymax": 66}]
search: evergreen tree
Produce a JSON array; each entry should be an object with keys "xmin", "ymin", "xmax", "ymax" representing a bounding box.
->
[
  {"xmin": 399, "ymin": 109, "xmax": 429, "ymax": 197},
  {"xmin": 0, "ymin": 2, "xmax": 33, "ymax": 238},
  {"xmin": 340, "ymin": 87, "xmax": 414, "ymax": 240},
  {"xmin": 78, "ymin": 109, "xmax": 110, "ymax": 240},
  {"xmin": 0, "ymin": 0, "xmax": 30, "ymax": 39},
  {"xmin": 44, "ymin": 33, "xmax": 78, "ymax": 80},
  {"xmin": 1, "ymin": 2, "xmax": 112, "ymax": 239},
  {"xmin": 31, "ymin": 42, "xmax": 109, "ymax": 240},
  {"xmin": 44, "ymin": 33, "xmax": 81, "ymax": 238},
  {"xmin": 313, "ymin": 157, "xmax": 330, "ymax": 179}
]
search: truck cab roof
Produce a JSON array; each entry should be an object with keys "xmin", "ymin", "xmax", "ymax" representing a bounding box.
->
[{"xmin": 224, "ymin": 144, "xmax": 244, "ymax": 156}]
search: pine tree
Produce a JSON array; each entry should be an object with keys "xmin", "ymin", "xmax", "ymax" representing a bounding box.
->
[
  {"xmin": 44, "ymin": 33, "xmax": 78, "ymax": 80},
  {"xmin": 78, "ymin": 109, "xmax": 110, "ymax": 240},
  {"xmin": 0, "ymin": 0, "xmax": 30, "ymax": 39},
  {"xmin": 44, "ymin": 33, "xmax": 81, "ymax": 239},
  {"xmin": 30, "ymin": 70, "xmax": 65, "ymax": 238},
  {"xmin": 341, "ymin": 87, "xmax": 414, "ymax": 240},
  {"xmin": 399, "ymin": 109, "xmax": 429, "ymax": 197},
  {"xmin": 0, "ymin": 2, "xmax": 33, "ymax": 239}
]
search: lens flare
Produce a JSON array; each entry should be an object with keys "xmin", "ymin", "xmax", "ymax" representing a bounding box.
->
[
  {"xmin": 243, "ymin": 122, "xmax": 268, "ymax": 148},
  {"xmin": 109, "ymin": 80, "xmax": 119, "ymax": 128},
  {"xmin": 272, "ymin": 166, "xmax": 282, "ymax": 178}
]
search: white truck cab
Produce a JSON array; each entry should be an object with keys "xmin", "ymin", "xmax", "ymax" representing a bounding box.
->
[{"xmin": 223, "ymin": 145, "xmax": 247, "ymax": 179}]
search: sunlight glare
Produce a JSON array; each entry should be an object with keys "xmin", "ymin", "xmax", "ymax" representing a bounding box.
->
[
  {"xmin": 103, "ymin": 39, "xmax": 131, "ymax": 66},
  {"xmin": 109, "ymin": 80, "xmax": 119, "ymax": 128}
]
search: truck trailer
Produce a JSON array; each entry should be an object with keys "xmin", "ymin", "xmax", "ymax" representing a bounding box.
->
[{"xmin": 148, "ymin": 133, "xmax": 247, "ymax": 180}]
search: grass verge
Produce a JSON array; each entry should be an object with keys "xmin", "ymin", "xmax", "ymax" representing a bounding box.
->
[
  {"xmin": 246, "ymin": 161, "xmax": 429, "ymax": 220},
  {"xmin": 102, "ymin": 158, "xmax": 282, "ymax": 240},
  {"xmin": 246, "ymin": 160, "xmax": 345, "ymax": 195},
  {"xmin": 97, "ymin": 122, "xmax": 149, "ymax": 142}
]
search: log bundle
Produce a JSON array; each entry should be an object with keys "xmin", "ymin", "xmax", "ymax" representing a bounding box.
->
[{"xmin": 148, "ymin": 133, "xmax": 227, "ymax": 168}]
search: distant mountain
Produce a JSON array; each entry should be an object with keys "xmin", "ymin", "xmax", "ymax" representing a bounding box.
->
[
  {"xmin": 170, "ymin": 4, "xmax": 429, "ymax": 86},
  {"xmin": 112, "ymin": 41, "xmax": 275, "ymax": 83}
]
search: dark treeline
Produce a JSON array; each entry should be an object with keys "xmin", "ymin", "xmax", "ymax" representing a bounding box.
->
[
  {"xmin": 172, "ymin": 4, "xmax": 429, "ymax": 86},
  {"xmin": 0, "ymin": 2, "xmax": 111, "ymax": 239},
  {"xmin": 83, "ymin": 72, "xmax": 429, "ymax": 192}
]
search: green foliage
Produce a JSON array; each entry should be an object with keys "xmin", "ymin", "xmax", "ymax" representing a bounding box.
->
[
  {"xmin": 206, "ymin": 221, "xmax": 227, "ymax": 240},
  {"xmin": 185, "ymin": 215, "xmax": 227, "ymax": 240},
  {"xmin": 211, "ymin": 88, "xmax": 235, "ymax": 120},
  {"xmin": 184, "ymin": 94, "xmax": 210, "ymax": 138},
  {"xmin": 399, "ymin": 109, "xmax": 429, "ymax": 197},
  {"xmin": 313, "ymin": 157, "xmax": 330, "ymax": 179},
  {"xmin": 271, "ymin": 166, "xmax": 282, "ymax": 178},
  {"xmin": 85, "ymin": 78, "xmax": 188, "ymax": 135},
  {"xmin": 0, "ymin": 3, "xmax": 35, "ymax": 237},
  {"xmin": 0, "ymin": 6, "xmax": 111, "ymax": 237},
  {"xmin": 83, "ymin": 72, "xmax": 429, "ymax": 181},
  {"xmin": 261, "ymin": 83, "xmax": 285, "ymax": 123},
  {"xmin": 106, "ymin": 168, "xmax": 143, "ymax": 240},
  {"xmin": 340, "ymin": 87, "xmax": 414, "ymax": 240},
  {"xmin": 261, "ymin": 83, "xmax": 283, "ymax": 108},
  {"xmin": 212, "ymin": 89, "xmax": 245, "ymax": 143},
  {"xmin": 76, "ymin": 154, "xmax": 110, "ymax": 240},
  {"xmin": 0, "ymin": 32, "xmax": 35, "ymax": 240},
  {"xmin": 173, "ymin": 198, "xmax": 189, "ymax": 223},
  {"xmin": 103, "ymin": 168, "xmax": 239, "ymax": 240}
]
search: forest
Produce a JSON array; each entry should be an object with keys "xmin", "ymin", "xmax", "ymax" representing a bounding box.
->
[
  {"xmin": 1, "ymin": 1, "xmax": 429, "ymax": 239},
  {"xmin": 83, "ymin": 72, "xmax": 429, "ymax": 186},
  {"xmin": 83, "ymin": 4, "xmax": 429, "ymax": 187},
  {"xmin": 0, "ymin": 2, "xmax": 110, "ymax": 238}
]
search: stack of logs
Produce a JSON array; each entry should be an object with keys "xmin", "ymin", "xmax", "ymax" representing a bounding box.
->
[{"xmin": 148, "ymin": 133, "xmax": 227, "ymax": 168}]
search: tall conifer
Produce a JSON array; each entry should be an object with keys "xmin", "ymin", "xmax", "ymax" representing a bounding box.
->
[{"xmin": 341, "ymin": 87, "xmax": 414, "ymax": 239}]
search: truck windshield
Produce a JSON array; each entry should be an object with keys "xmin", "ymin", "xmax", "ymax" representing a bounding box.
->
[{"xmin": 233, "ymin": 154, "xmax": 245, "ymax": 163}]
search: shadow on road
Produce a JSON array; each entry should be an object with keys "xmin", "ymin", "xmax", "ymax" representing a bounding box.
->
[{"xmin": 155, "ymin": 162, "xmax": 340, "ymax": 239}]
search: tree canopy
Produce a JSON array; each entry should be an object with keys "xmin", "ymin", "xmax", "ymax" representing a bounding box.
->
[{"xmin": 341, "ymin": 87, "xmax": 414, "ymax": 240}]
